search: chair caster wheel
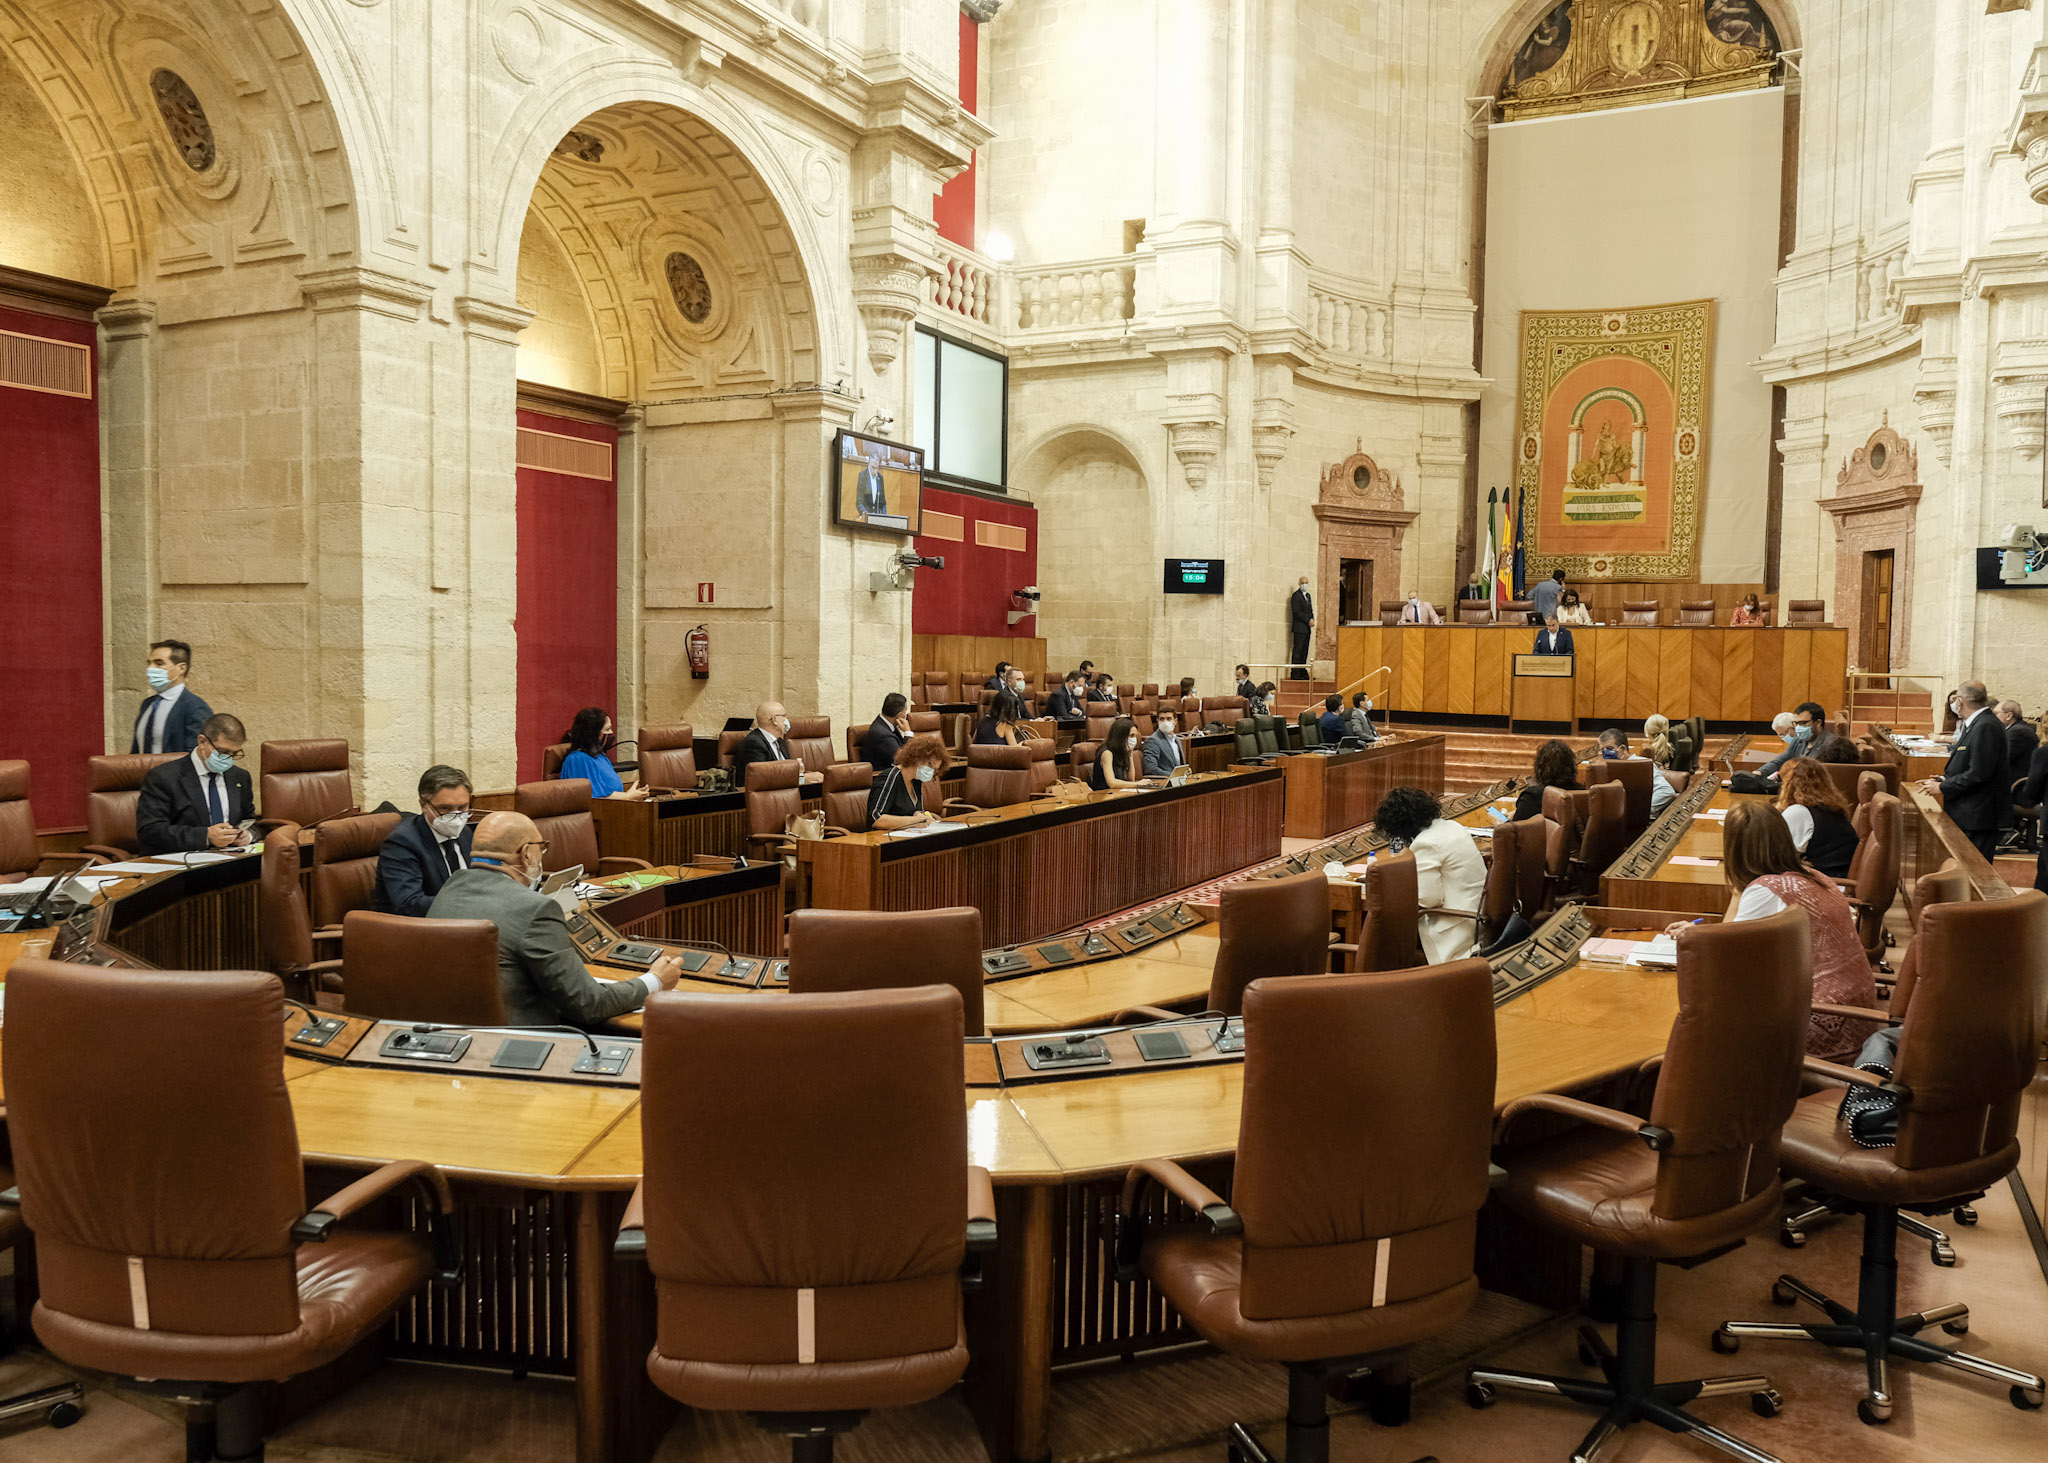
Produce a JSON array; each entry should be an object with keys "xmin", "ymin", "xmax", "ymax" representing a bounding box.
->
[
  {"xmin": 1751, "ymin": 1389, "xmax": 1782, "ymax": 1418},
  {"xmin": 1467, "ymin": 1381, "xmax": 1497, "ymax": 1410},
  {"xmin": 1711, "ymin": 1328, "xmax": 1741, "ymax": 1355},
  {"xmin": 1858, "ymin": 1397, "xmax": 1892, "ymax": 1426},
  {"xmin": 1771, "ymin": 1281, "xmax": 1798, "ymax": 1307},
  {"xmin": 1779, "ymin": 1229, "xmax": 1807, "ymax": 1249},
  {"xmin": 48, "ymin": 1402, "xmax": 83, "ymax": 1429},
  {"xmin": 1955, "ymin": 1206, "xmax": 1978, "ymax": 1226},
  {"xmin": 2014, "ymin": 1385, "xmax": 2044, "ymax": 1411},
  {"xmin": 1931, "ymin": 1241, "xmax": 1957, "ymax": 1268},
  {"xmin": 1942, "ymin": 1317, "xmax": 1970, "ymax": 1337}
]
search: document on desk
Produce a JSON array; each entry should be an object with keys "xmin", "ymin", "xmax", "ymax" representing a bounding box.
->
[
  {"xmin": 1580, "ymin": 937, "xmax": 1643, "ymax": 964},
  {"xmin": 81, "ymin": 860, "xmax": 177, "ymax": 876},
  {"xmin": 153, "ymin": 848, "xmax": 253, "ymax": 865},
  {"xmin": 5, "ymin": 873, "xmax": 127, "ymax": 893},
  {"xmin": 1693, "ymin": 808, "xmax": 1729, "ymax": 821},
  {"xmin": 888, "ymin": 820, "xmax": 967, "ymax": 839},
  {"xmin": 1625, "ymin": 935, "xmax": 1681, "ymax": 969},
  {"xmin": 1668, "ymin": 855, "xmax": 1721, "ymax": 867}
]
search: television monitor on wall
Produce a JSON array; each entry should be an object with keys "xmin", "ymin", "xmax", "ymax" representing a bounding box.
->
[
  {"xmin": 831, "ymin": 430, "xmax": 924, "ymax": 535},
  {"xmin": 1163, "ymin": 558, "xmax": 1226, "ymax": 594}
]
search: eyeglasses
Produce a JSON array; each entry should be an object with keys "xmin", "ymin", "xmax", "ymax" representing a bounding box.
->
[
  {"xmin": 206, "ymin": 745, "xmax": 246, "ymax": 762},
  {"xmin": 521, "ymin": 840, "xmax": 551, "ymax": 855}
]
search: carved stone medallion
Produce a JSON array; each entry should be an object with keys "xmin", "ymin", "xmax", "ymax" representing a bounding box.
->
[
  {"xmin": 150, "ymin": 70, "xmax": 214, "ymax": 172},
  {"xmin": 664, "ymin": 252, "xmax": 712, "ymax": 324}
]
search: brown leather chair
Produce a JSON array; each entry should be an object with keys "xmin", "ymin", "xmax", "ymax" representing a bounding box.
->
[
  {"xmin": 85, "ymin": 753, "xmax": 181, "ymax": 859},
  {"xmin": 618, "ymin": 984, "xmax": 992, "ymax": 1462},
  {"xmin": 1620, "ymin": 599, "xmax": 1661, "ymax": 626},
  {"xmin": 0, "ymin": 1156, "xmax": 84, "ymax": 1431},
  {"xmin": 1471, "ymin": 911, "xmax": 1812, "ymax": 1455},
  {"xmin": 311, "ymin": 811, "xmax": 401, "ymax": 937},
  {"xmin": 1497, "ymin": 814, "xmax": 1551, "ymax": 927},
  {"xmin": 540, "ymin": 742, "xmax": 570, "ymax": 780},
  {"xmin": 1716, "ymin": 893, "xmax": 2048, "ymax": 1424},
  {"xmin": 1457, "ymin": 602, "xmax": 1493, "ymax": 624},
  {"xmin": 1123, "ymin": 961, "xmax": 1497, "ymax": 1460},
  {"xmin": 1839, "ymin": 791, "xmax": 1900, "ymax": 963},
  {"xmin": 339, "ymin": 910, "xmax": 505, "ymax": 1026},
  {"xmin": 1340, "ymin": 850, "xmax": 1422, "ymax": 973},
  {"xmin": 638, "ymin": 723, "xmax": 697, "ymax": 790},
  {"xmin": 1205, "ymin": 870, "xmax": 1331, "ymax": 1016},
  {"xmin": 258, "ymin": 739, "xmax": 355, "ymax": 828},
  {"xmin": 948, "ymin": 744, "xmax": 1034, "ymax": 811},
  {"xmin": 1586, "ymin": 757, "xmax": 1654, "ymax": 838},
  {"xmin": 1025, "ymin": 737, "xmax": 1059, "ymax": 793},
  {"xmin": 785, "ymin": 716, "xmax": 836, "ymax": 776},
  {"xmin": 1572, "ymin": 780, "xmax": 1628, "ymax": 893},
  {"xmin": 1118, "ymin": 681, "xmax": 1135, "ymax": 700},
  {"xmin": 908, "ymin": 710, "xmax": 942, "ymax": 736},
  {"xmin": 513, "ymin": 778, "xmax": 651, "ymax": 876},
  {"xmin": 744, "ymin": 758, "xmax": 809, "ymax": 862},
  {"xmin": 1085, "ymin": 710, "xmax": 1118, "ymax": 743},
  {"xmin": 785, "ymin": 906, "xmax": 986, "ymax": 1036},
  {"xmin": 1542, "ymin": 785, "xmax": 1586, "ymax": 907},
  {"xmin": 1786, "ymin": 598, "xmax": 1826, "ymax": 624},
  {"xmin": 1819, "ymin": 758, "xmax": 1897, "ymax": 806},
  {"xmin": 820, "ymin": 762, "xmax": 873, "ymax": 832},
  {"xmin": 1503, "ymin": 598, "xmax": 1534, "ymax": 618},
  {"xmin": 716, "ymin": 729, "xmax": 747, "ymax": 768},
  {"xmin": 1069, "ymin": 739, "xmax": 1102, "ymax": 781},
  {"xmin": 1, "ymin": 961, "xmax": 457, "ymax": 1463},
  {"xmin": 1474, "ymin": 819, "xmax": 1527, "ymax": 951},
  {"xmin": 257, "ymin": 821, "xmax": 339, "ymax": 999},
  {"xmin": 1677, "ymin": 598, "xmax": 1716, "ymax": 626},
  {"xmin": 0, "ymin": 760, "xmax": 42, "ymax": 880}
]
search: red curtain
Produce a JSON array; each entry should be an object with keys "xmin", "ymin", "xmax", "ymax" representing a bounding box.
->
[
  {"xmin": 0, "ymin": 305, "xmax": 102, "ymax": 827},
  {"xmin": 911, "ymin": 486, "xmax": 1038, "ymax": 638},
  {"xmin": 515, "ymin": 409, "xmax": 619, "ymax": 782}
]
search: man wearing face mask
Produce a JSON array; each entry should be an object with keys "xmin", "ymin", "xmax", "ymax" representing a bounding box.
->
[
  {"xmin": 136, "ymin": 712, "xmax": 255, "ymax": 854},
  {"xmin": 374, "ymin": 765, "xmax": 478, "ymax": 918},
  {"xmin": 427, "ymin": 811, "xmax": 681, "ymax": 1027},
  {"xmin": 1141, "ymin": 709, "xmax": 1185, "ymax": 778},
  {"xmin": 1288, "ymin": 575, "xmax": 1314, "ymax": 679},
  {"xmin": 131, "ymin": 639, "xmax": 214, "ymax": 755},
  {"xmin": 728, "ymin": 700, "xmax": 823, "ymax": 787}
]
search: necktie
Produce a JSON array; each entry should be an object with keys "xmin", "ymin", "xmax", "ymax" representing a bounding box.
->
[
  {"xmin": 442, "ymin": 840, "xmax": 461, "ymax": 875},
  {"xmin": 149, "ymin": 698, "xmax": 167, "ymax": 753},
  {"xmin": 207, "ymin": 772, "xmax": 225, "ymax": 825}
]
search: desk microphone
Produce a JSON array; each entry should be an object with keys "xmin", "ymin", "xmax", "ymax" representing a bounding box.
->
[
  {"xmin": 685, "ymin": 936, "xmax": 743, "ymax": 978},
  {"xmin": 407, "ymin": 1021, "xmax": 604, "ymax": 1058}
]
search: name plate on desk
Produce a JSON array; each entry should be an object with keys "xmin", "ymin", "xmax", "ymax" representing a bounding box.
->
[{"xmin": 1513, "ymin": 654, "xmax": 1574, "ymax": 678}]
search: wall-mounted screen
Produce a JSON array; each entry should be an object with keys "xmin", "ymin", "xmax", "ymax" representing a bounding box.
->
[
  {"xmin": 911, "ymin": 325, "xmax": 1008, "ymax": 491},
  {"xmin": 1163, "ymin": 558, "xmax": 1226, "ymax": 595},
  {"xmin": 831, "ymin": 430, "xmax": 924, "ymax": 535}
]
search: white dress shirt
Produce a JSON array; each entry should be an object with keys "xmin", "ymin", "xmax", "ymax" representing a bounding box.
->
[
  {"xmin": 188, "ymin": 746, "xmax": 230, "ymax": 824},
  {"xmin": 143, "ymin": 681, "xmax": 187, "ymax": 754}
]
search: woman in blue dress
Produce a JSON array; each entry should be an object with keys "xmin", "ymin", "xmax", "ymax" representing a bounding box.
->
[{"xmin": 559, "ymin": 706, "xmax": 650, "ymax": 800}]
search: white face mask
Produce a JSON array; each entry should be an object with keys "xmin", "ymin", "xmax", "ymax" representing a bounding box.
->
[
  {"xmin": 524, "ymin": 860, "xmax": 546, "ymax": 889},
  {"xmin": 913, "ymin": 764, "xmax": 937, "ymax": 783},
  {"xmin": 1158, "ymin": 721, "xmax": 1175, "ymax": 736},
  {"xmin": 428, "ymin": 809, "xmax": 468, "ymax": 841}
]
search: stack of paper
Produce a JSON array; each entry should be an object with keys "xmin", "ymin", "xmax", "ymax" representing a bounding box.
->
[
  {"xmin": 1580, "ymin": 936, "xmax": 1643, "ymax": 963},
  {"xmin": 1625, "ymin": 936, "xmax": 1682, "ymax": 969},
  {"xmin": 83, "ymin": 860, "xmax": 175, "ymax": 876},
  {"xmin": 887, "ymin": 820, "xmax": 967, "ymax": 839}
]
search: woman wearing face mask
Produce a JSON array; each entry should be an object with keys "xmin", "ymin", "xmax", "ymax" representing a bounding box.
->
[
  {"xmin": 559, "ymin": 707, "xmax": 650, "ymax": 800},
  {"xmin": 973, "ymin": 689, "xmax": 1029, "ymax": 747},
  {"xmin": 1093, "ymin": 717, "xmax": 1143, "ymax": 791},
  {"xmin": 869, "ymin": 734, "xmax": 949, "ymax": 830},
  {"xmin": 1555, "ymin": 589, "xmax": 1593, "ymax": 626}
]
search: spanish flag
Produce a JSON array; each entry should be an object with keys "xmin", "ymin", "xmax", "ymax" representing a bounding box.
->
[{"xmin": 1494, "ymin": 489, "xmax": 1514, "ymax": 611}]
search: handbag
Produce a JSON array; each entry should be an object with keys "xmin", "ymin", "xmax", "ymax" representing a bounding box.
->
[
  {"xmin": 785, "ymin": 811, "xmax": 826, "ymax": 842},
  {"xmin": 1836, "ymin": 1025, "xmax": 1903, "ymax": 1148}
]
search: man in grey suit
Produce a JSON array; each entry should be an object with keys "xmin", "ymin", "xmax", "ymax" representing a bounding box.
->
[
  {"xmin": 855, "ymin": 448, "xmax": 889, "ymax": 518},
  {"xmin": 1141, "ymin": 708, "xmax": 1187, "ymax": 778},
  {"xmin": 428, "ymin": 811, "xmax": 680, "ymax": 1027}
]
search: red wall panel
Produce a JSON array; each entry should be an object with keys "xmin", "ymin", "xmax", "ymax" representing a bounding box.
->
[
  {"xmin": 911, "ymin": 485, "xmax": 1037, "ymax": 638},
  {"xmin": 0, "ymin": 305, "xmax": 101, "ymax": 827},
  {"xmin": 933, "ymin": 11, "xmax": 978, "ymax": 248},
  {"xmin": 516, "ymin": 409, "xmax": 618, "ymax": 782}
]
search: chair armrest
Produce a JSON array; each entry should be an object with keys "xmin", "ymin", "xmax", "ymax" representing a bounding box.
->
[
  {"xmin": 0, "ymin": 1186, "xmax": 17, "ymax": 1208},
  {"xmin": 1814, "ymin": 1002, "xmax": 1892, "ymax": 1024},
  {"xmin": 82, "ymin": 845, "xmax": 132, "ymax": 863},
  {"xmin": 311, "ymin": 925, "xmax": 344, "ymax": 948},
  {"xmin": 960, "ymin": 1166, "xmax": 998, "ymax": 1291},
  {"xmin": 746, "ymin": 833, "xmax": 796, "ymax": 856},
  {"xmin": 1112, "ymin": 1004, "xmax": 1184, "ymax": 1024},
  {"xmin": 35, "ymin": 852, "xmax": 101, "ymax": 872},
  {"xmin": 597, "ymin": 856, "xmax": 653, "ymax": 875},
  {"xmin": 1115, "ymin": 1158, "xmax": 1240, "ymax": 1278},
  {"xmin": 294, "ymin": 1159, "xmax": 460, "ymax": 1283},
  {"xmin": 1802, "ymin": 1057, "xmax": 1912, "ymax": 1102},
  {"xmin": 1496, "ymin": 1092, "xmax": 1672, "ymax": 1151},
  {"xmin": 614, "ymin": 1182, "xmax": 647, "ymax": 1262},
  {"xmin": 940, "ymin": 799, "xmax": 980, "ymax": 815}
]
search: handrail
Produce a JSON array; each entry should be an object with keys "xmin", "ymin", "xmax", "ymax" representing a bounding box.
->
[
  {"xmin": 1335, "ymin": 665, "xmax": 1392, "ymax": 701},
  {"xmin": 1846, "ymin": 669, "xmax": 1941, "ymax": 685}
]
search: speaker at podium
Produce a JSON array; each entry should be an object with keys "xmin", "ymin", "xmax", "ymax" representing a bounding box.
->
[{"xmin": 1510, "ymin": 653, "xmax": 1576, "ymax": 732}]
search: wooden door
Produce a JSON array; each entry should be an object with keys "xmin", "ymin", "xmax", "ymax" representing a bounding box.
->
[
  {"xmin": 1860, "ymin": 550, "xmax": 1893, "ymax": 673},
  {"xmin": 1339, "ymin": 558, "xmax": 1373, "ymax": 624}
]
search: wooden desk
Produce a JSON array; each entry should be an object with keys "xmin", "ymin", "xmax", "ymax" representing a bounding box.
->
[
  {"xmin": 595, "ymin": 860, "xmax": 781, "ymax": 952},
  {"xmin": 798, "ymin": 767, "xmax": 1284, "ymax": 947},
  {"xmin": 588, "ymin": 790, "xmax": 748, "ymax": 863},
  {"xmin": 1599, "ymin": 783, "xmax": 1753, "ymax": 916},
  {"xmin": 1271, "ymin": 734, "xmax": 1445, "ymax": 840},
  {"xmin": 1337, "ymin": 624, "xmax": 1848, "ymax": 725}
]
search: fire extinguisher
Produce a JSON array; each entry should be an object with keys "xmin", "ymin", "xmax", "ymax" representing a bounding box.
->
[{"xmin": 686, "ymin": 624, "xmax": 710, "ymax": 681}]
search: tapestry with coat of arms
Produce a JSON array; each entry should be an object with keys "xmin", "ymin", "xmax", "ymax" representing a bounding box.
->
[{"xmin": 1513, "ymin": 299, "xmax": 1712, "ymax": 581}]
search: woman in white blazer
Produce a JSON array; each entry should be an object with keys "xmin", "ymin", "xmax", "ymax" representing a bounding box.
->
[{"xmin": 1374, "ymin": 785, "xmax": 1488, "ymax": 963}]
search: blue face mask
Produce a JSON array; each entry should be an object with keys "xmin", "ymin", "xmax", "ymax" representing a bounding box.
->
[
  {"xmin": 1600, "ymin": 746, "xmax": 1621, "ymax": 760},
  {"xmin": 913, "ymin": 765, "xmax": 937, "ymax": 783},
  {"xmin": 205, "ymin": 749, "xmax": 235, "ymax": 775},
  {"xmin": 146, "ymin": 665, "xmax": 171, "ymax": 691}
]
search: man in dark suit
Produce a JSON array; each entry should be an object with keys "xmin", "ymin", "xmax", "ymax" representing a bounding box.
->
[
  {"xmin": 1288, "ymin": 576, "xmax": 1314, "ymax": 679},
  {"xmin": 136, "ymin": 712, "xmax": 255, "ymax": 854},
  {"xmin": 131, "ymin": 639, "xmax": 214, "ymax": 754},
  {"xmin": 729, "ymin": 700, "xmax": 821, "ymax": 787},
  {"xmin": 428, "ymin": 812, "xmax": 681, "ymax": 1027},
  {"xmin": 859, "ymin": 694, "xmax": 912, "ymax": 770},
  {"xmin": 1141, "ymin": 708, "xmax": 1186, "ymax": 777},
  {"xmin": 1044, "ymin": 671, "xmax": 1087, "ymax": 720},
  {"xmin": 983, "ymin": 660, "xmax": 1011, "ymax": 692},
  {"xmin": 1924, "ymin": 681, "xmax": 2009, "ymax": 858},
  {"xmin": 374, "ymin": 764, "xmax": 478, "ymax": 917},
  {"xmin": 1533, "ymin": 615, "xmax": 1575, "ymax": 657},
  {"xmin": 854, "ymin": 448, "xmax": 889, "ymax": 518}
]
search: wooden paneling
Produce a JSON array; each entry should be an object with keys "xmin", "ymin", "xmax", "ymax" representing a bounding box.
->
[
  {"xmin": 1568, "ymin": 581, "xmax": 1772, "ymax": 626},
  {"xmin": 914, "ymin": 633, "xmax": 1048, "ymax": 687},
  {"xmin": 1345, "ymin": 626, "xmax": 1847, "ymax": 726},
  {"xmin": 1280, "ymin": 735, "xmax": 1445, "ymax": 839}
]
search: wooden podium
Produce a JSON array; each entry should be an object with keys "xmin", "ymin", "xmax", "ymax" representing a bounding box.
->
[{"xmin": 1510, "ymin": 653, "xmax": 1576, "ymax": 731}]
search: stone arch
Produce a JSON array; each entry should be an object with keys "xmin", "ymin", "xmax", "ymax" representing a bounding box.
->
[
  {"xmin": 1470, "ymin": 0, "xmax": 1802, "ymax": 104},
  {"xmin": 0, "ymin": 0, "xmax": 364, "ymax": 291},
  {"xmin": 1014, "ymin": 426, "xmax": 1155, "ymax": 677},
  {"xmin": 483, "ymin": 56, "xmax": 842, "ymax": 388}
]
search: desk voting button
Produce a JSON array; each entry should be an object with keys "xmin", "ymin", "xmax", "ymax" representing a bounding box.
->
[
  {"xmin": 291, "ymin": 1015, "xmax": 347, "ymax": 1049},
  {"xmin": 1019, "ymin": 1034, "xmax": 1111, "ymax": 1072},
  {"xmin": 1211, "ymin": 1018, "xmax": 1245, "ymax": 1054},
  {"xmin": 378, "ymin": 1029, "xmax": 471, "ymax": 1063},
  {"xmin": 675, "ymin": 949, "xmax": 713, "ymax": 972},
  {"xmin": 573, "ymin": 1045, "xmax": 633, "ymax": 1077},
  {"xmin": 1080, "ymin": 932, "xmax": 1113, "ymax": 957},
  {"xmin": 982, "ymin": 949, "xmax": 1032, "ymax": 975}
]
